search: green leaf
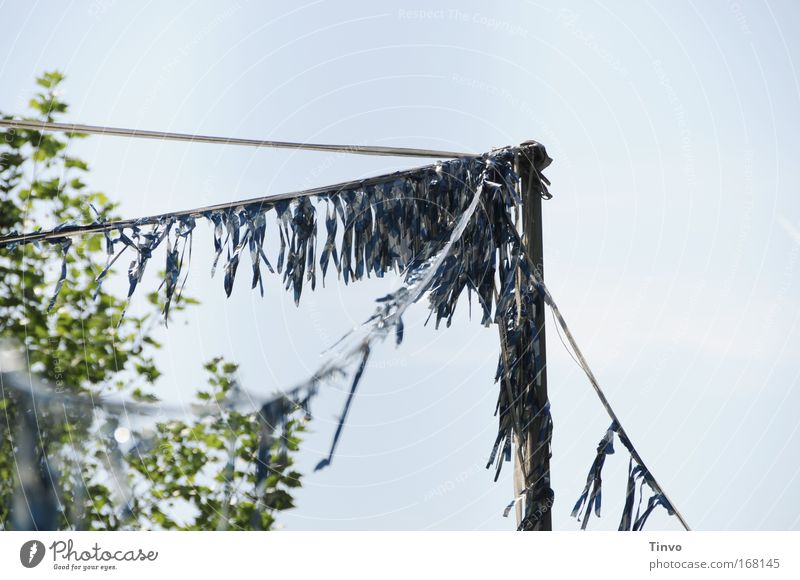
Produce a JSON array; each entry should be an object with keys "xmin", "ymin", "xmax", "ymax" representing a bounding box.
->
[{"xmin": 64, "ymin": 156, "xmax": 89, "ymax": 171}]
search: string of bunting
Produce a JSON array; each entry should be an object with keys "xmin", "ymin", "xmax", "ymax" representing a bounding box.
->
[
  {"xmin": 0, "ymin": 142, "xmax": 687, "ymax": 530},
  {"xmin": 543, "ymin": 286, "xmax": 692, "ymax": 530},
  {"xmin": 1, "ymin": 175, "xmax": 485, "ymax": 529}
]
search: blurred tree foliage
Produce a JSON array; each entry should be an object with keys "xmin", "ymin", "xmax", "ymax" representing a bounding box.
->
[{"xmin": 0, "ymin": 72, "xmax": 303, "ymax": 530}]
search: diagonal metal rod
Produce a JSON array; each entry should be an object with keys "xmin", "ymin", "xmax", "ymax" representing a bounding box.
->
[{"xmin": 0, "ymin": 119, "xmax": 474, "ymax": 159}]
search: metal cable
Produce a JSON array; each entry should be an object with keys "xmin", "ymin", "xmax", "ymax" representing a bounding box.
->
[
  {"xmin": 0, "ymin": 119, "xmax": 474, "ymax": 159},
  {"xmin": 540, "ymin": 283, "xmax": 692, "ymax": 531}
]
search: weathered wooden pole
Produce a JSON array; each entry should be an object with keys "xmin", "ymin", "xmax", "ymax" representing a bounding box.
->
[{"xmin": 512, "ymin": 141, "xmax": 553, "ymax": 531}]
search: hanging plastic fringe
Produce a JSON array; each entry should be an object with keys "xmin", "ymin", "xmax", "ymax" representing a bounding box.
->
[
  {"xmin": 571, "ymin": 423, "xmax": 616, "ymax": 530},
  {"xmin": 9, "ymin": 149, "xmax": 520, "ymax": 319},
  {"xmin": 487, "ymin": 145, "xmax": 555, "ymax": 530},
  {"xmin": 571, "ymin": 421, "xmax": 677, "ymax": 530},
  {"xmin": 2, "ymin": 144, "xmax": 559, "ymax": 526},
  {"xmin": 309, "ymin": 176, "xmax": 487, "ymax": 471},
  {"xmin": 46, "ymin": 239, "xmax": 72, "ymax": 312},
  {"xmin": 0, "ymin": 141, "xmax": 688, "ymax": 531},
  {"xmin": 615, "ymin": 425, "xmax": 676, "ymax": 531},
  {"xmin": 0, "ymin": 177, "xmax": 488, "ymax": 527},
  {"xmin": 0, "ymin": 345, "xmax": 323, "ymax": 529}
]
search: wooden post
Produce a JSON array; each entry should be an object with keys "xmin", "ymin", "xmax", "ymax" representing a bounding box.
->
[{"xmin": 512, "ymin": 141, "xmax": 553, "ymax": 531}]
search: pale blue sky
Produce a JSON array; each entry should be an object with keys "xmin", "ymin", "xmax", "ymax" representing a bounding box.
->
[{"xmin": 1, "ymin": 0, "xmax": 799, "ymax": 530}]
